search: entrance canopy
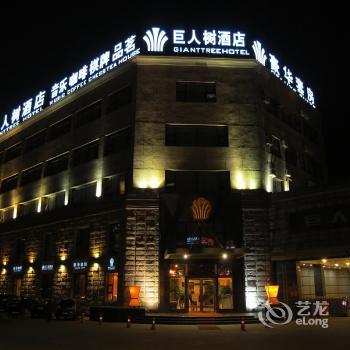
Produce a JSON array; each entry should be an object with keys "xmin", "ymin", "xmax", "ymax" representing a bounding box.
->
[{"xmin": 164, "ymin": 247, "xmax": 247, "ymax": 260}]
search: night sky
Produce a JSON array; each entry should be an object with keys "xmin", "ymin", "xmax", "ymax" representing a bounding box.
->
[{"xmin": 0, "ymin": 3, "xmax": 346, "ymax": 182}]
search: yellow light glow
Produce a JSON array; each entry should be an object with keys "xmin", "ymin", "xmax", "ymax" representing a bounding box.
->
[
  {"xmin": 139, "ymin": 179, "xmax": 148, "ymax": 189},
  {"xmin": 28, "ymin": 266, "xmax": 34, "ymax": 273},
  {"xmin": 64, "ymin": 191, "xmax": 69, "ymax": 206},
  {"xmin": 183, "ymin": 254, "xmax": 188, "ymax": 259},
  {"xmin": 235, "ymin": 173, "xmax": 246, "ymax": 190},
  {"xmin": 222, "ymin": 253, "xmax": 228, "ymax": 259},
  {"xmin": 93, "ymin": 252, "xmax": 100, "ymax": 259},
  {"xmin": 322, "ymin": 259, "xmax": 327, "ymax": 263},
  {"xmin": 335, "ymin": 263, "xmax": 339, "ymax": 267},
  {"xmin": 92, "ymin": 263, "xmax": 100, "ymax": 271},
  {"xmin": 2, "ymin": 259, "xmax": 7, "ymax": 266},
  {"xmin": 29, "ymin": 257, "xmax": 35, "ymax": 264},
  {"xmin": 1, "ymin": 268, "xmax": 6, "ymax": 275},
  {"xmin": 37, "ymin": 198, "xmax": 42, "ymax": 213},
  {"xmin": 265, "ymin": 285, "xmax": 279, "ymax": 305},
  {"xmin": 249, "ymin": 179, "xmax": 258, "ymax": 190},
  {"xmin": 60, "ymin": 253, "xmax": 67, "ymax": 262},
  {"xmin": 95, "ymin": 179, "xmax": 102, "ymax": 198},
  {"xmin": 149, "ymin": 177, "xmax": 160, "ymax": 189},
  {"xmin": 346, "ymin": 262, "xmax": 350, "ymax": 266},
  {"xmin": 13, "ymin": 205, "xmax": 18, "ymax": 219},
  {"xmin": 59, "ymin": 264, "xmax": 66, "ymax": 272}
]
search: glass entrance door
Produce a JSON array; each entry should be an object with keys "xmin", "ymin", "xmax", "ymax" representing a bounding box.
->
[{"xmin": 188, "ymin": 278, "xmax": 215, "ymax": 312}]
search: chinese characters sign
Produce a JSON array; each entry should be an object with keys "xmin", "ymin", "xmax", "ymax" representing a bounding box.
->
[{"xmin": 0, "ymin": 26, "xmax": 316, "ymax": 137}]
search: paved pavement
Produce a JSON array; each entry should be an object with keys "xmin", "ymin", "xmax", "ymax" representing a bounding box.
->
[{"xmin": 0, "ymin": 317, "xmax": 349, "ymax": 350}]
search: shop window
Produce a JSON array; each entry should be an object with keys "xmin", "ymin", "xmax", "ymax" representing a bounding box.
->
[
  {"xmin": 169, "ymin": 264, "xmax": 186, "ymax": 310},
  {"xmin": 0, "ymin": 174, "xmax": 18, "ymax": 193},
  {"xmin": 48, "ymin": 116, "xmax": 72, "ymax": 141},
  {"xmin": 108, "ymin": 86, "xmax": 132, "ymax": 112},
  {"xmin": 72, "ymin": 141, "xmax": 99, "ymax": 167},
  {"xmin": 73, "ymin": 273, "xmax": 87, "ymax": 299},
  {"xmin": 14, "ymin": 277, "xmax": 22, "ymax": 297},
  {"xmin": 176, "ymin": 81, "xmax": 216, "ymax": 102},
  {"xmin": 24, "ymin": 130, "xmax": 46, "ymax": 153},
  {"xmin": 106, "ymin": 272, "xmax": 118, "ymax": 302},
  {"xmin": 76, "ymin": 101, "xmax": 101, "ymax": 128},
  {"xmin": 20, "ymin": 164, "xmax": 42, "ymax": 186},
  {"xmin": 44, "ymin": 153, "xmax": 69, "ymax": 177},
  {"xmin": 4, "ymin": 143, "xmax": 22, "ymax": 162},
  {"xmin": 218, "ymin": 277, "xmax": 233, "ymax": 309},
  {"xmin": 165, "ymin": 124, "xmax": 228, "ymax": 147}
]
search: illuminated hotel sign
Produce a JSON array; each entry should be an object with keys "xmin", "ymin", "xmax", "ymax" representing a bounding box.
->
[
  {"xmin": 73, "ymin": 261, "xmax": 88, "ymax": 270},
  {"xmin": 41, "ymin": 264, "xmax": 54, "ymax": 272},
  {"xmin": 0, "ymin": 26, "xmax": 316, "ymax": 137},
  {"xmin": 13, "ymin": 265, "xmax": 22, "ymax": 273},
  {"xmin": 107, "ymin": 257, "xmax": 116, "ymax": 271}
]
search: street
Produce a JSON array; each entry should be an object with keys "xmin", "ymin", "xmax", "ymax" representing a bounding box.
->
[{"xmin": 0, "ymin": 317, "xmax": 349, "ymax": 350}]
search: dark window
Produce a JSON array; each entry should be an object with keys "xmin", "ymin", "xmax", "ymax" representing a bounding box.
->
[
  {"xmin": 285, "ymin": 146, "xmax": 298, "ymax": 166},
  {"xmin": 103, "ymin": 174, "xmax": 126, "ymax": 197},
  {"xmin": 76, "ymin": 102, "xmax": 101, "ymax": 128},
  {"xmin": 43, "ymin": 234, "xmax": 54, "ymax": 260},
  {"xmin": 73, "ymin": 273, "xmax": 87, "ymax": 298},
  {"xmin": 270, "ymin": 137, "xmax": 281, "ymax": 158},
  {"xmin": 109, "ymin": 222, "xmax": 121, "ymax": 255},
  {"xmin": 0, "ymin": 174, "xmax": 18, "ymax": 193},
  {"xmin": 166, "ymin": 125, "xmax": 228, "ymax": 147},
  {"xmin": 44, "ymin": 153, "xmax": 69, "ymax": 177},
  {"xmin": 42, "ymin": 192, "xmax": 66, "ymax": 212},
  {"xmin": 4, "ymin": 143, "xmax": 22, "ymax": 162},
  {"xmin": 72, "ymin": 141, "xmax": 99, "ymax": 167},
  {"xmin": 303, "ymin": 121, "xmax": 319, "ymax": 144},
  {"xmin": 176, "ymin": 81, "xmax": 216, "ymax": 102},
  {"xmin": 108, "ymin": 86, "xmax": 132, "ymax": 112},
  {"xmin": 41, "ymin": 274, "xmax": 53, "ymax": 298},
  {"xmin": 75, "ymin": 228, "xmax": 90, "ymax": 258},
  {"xmin": 71, "ymin": 182, "xmax": 96, "ymax": 204},
  {"xmin": 165, "ymin": 170, "xmax": 230, "ymax": 194},
  {"xmin": 48, "ymin": 116, "xmax": 72, "ymax": 141},
  {"xmin": 21, "ymin": 164, "xmax": 42, "ymax": 186},
  {"xmin": 24, "ymin": 130, "xmax": 46, "ymax": 153},
  {"xmin": 18, "ymin": 200, "xmax": 37, "ymax": 217},
  {"xmin": 104, "ymin": 128, "xmax": 131, "ymax": 155},
  {"xmin": 14, "ymin": 238, "xmax": 25, "ymax": 263}
]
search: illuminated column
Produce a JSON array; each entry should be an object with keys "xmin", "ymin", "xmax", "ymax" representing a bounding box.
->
[
  {"xmin": 124, "ymin": 197, "xmax": 159, "ymax": 309},
  {"xmin": 242, "ymin": 191, "xmax": 271, "ymax": 310}
]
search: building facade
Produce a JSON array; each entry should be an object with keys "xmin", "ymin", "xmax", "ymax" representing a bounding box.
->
[{"xmin": 1, "ymin": 51, "xmax": 337, "ymax": 313}]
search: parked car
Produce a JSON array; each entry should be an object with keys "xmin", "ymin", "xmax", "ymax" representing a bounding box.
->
[
  {"xmin": 0, "ymin": 294, "xmax": 16, "ymax": 312},
  {"xmin": 55, "ymin": 299, "xmax": 77, "ymax": 320}
]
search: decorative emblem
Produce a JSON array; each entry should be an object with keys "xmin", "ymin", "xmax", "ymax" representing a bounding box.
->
[
  {"xmin": 143, "ymin": 27, "xmax": 168, "ymax": 52},
  {"xmin": 191, "ymin": 197, "xmax": 212, "ymax": 221}
]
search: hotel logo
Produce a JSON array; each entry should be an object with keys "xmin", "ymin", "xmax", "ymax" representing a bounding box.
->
[
  {"xmin": 252, "ymin": 40, "xmax": 267, "ymax": 66},
  {"xmin": 143, "ymin": 27, "xmax": 168, "ymax": 52}
]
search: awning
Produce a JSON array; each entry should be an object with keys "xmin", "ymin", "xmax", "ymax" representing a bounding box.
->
[{"xmin": 164, "ymin": 247, "xmax": 247, "ymax": 260}]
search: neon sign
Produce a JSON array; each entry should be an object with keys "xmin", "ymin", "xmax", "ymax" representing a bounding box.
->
[{"xmin": 0, "ymin": 26, "xmax": 316, "ymax": 137}]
